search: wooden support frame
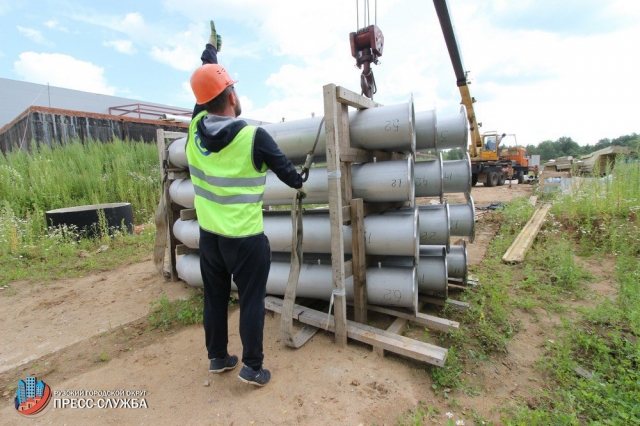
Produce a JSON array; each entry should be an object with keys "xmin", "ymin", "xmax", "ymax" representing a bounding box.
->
[
  {"xmin": 156, "ymin": 128, "xmax": 189, "ymax": 282},
  {"xmin": 315, "ymin": 85, "xmax": 452, "ymax": 364},
  {"xmin": 323, "ymin": 83, "xmax": 351, "ymax": 346},
  {"xmin": 322, "ymin": 84, "xmax": 390, "ymax": 344}
]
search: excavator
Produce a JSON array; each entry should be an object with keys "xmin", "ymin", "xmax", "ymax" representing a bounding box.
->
[{"xmin": 433, "ymin": 0, "xmax": 531, "ymax": 186}]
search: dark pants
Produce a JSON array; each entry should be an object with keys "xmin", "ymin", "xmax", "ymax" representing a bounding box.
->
[{"xmin": 199, "ymin": 229, "xmax": 271, "ymax": 369}]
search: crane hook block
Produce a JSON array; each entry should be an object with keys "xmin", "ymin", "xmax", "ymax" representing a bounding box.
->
[{"xmin": 349, "ymin": 25, "xmax": 384, "ymax": 68}]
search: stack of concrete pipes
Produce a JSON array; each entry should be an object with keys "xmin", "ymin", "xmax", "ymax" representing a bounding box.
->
[{"xmin": 168, "ymin": 99, "xmax": 474, "ymax": 309}]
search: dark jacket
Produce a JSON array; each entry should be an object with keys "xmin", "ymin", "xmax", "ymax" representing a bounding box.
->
[{"xmin": 195, "ymin": 114, "xmax": 303, "ymax": 189}]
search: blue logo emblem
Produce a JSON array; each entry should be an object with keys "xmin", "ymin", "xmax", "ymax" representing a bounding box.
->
[{"xmin": 195, "ymin": 131, "xmax": 212, "ymax": 156}]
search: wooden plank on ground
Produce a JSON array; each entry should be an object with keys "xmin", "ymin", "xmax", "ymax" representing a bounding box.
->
[
  {"xmin": 266, "ymin": 297, "xmax": 447, "ymax": 366},
  {"xmin": 502, "ymin": 203, "xmax": 552, "ymax": 264}
]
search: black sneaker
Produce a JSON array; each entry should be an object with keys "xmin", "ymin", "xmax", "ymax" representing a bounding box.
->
[
  {"xmin": 238, "ymin": 365, "xmax": 271, "ymax": 387},
  {"xmin": 209, "ymin": 355, "xmax": 238, "ymax": 373}
]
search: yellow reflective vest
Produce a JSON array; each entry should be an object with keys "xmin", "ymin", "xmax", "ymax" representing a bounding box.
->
[{"xmin": 185, "ymin": 111, "xmax": 267, "ymax": 237}]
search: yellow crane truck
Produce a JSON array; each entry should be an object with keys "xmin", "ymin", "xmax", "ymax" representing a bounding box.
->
[{"xmin": 433, "ymin": 0, "xmax": 531, "ymax": 186}]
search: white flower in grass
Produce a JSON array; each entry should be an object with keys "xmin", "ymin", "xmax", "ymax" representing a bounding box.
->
[
  {"xmin": 456, "ymin": 420, "xmax": 465, "ymax": 426},
  {"xmin": 446, "ymin": 412, "xmax": 453, "ymax": 418}
]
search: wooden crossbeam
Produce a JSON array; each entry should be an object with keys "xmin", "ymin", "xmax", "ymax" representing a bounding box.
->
[
  {"xmin": 179, "ymin": 209, "xmax": 197, "ymax": 221},
  {"xmin": 365, "ymin": 304, "xmax": 459, "ymax": 333},
  {"xmin": 419, "ymin": 295, "xmax": 470, "ymax": 312},
  {"xmin": 335, "ymin": 86, "xmax": 381, "ymax": 109}
]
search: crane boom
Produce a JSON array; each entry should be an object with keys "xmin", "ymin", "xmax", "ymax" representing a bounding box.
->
[{"xmin": 432, "ymin": 0, "xmax": 482, "ymax": 157}]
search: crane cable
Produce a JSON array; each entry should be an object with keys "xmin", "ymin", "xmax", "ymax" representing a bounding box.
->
[{"xmin": 356, "ymin": 0, "xmax": 377, "ymax": 30}]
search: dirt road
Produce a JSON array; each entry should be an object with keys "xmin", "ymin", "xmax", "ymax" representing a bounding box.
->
[{"xmin": 1, "ymin": 183, "xmax": 535, "ymax": 425}]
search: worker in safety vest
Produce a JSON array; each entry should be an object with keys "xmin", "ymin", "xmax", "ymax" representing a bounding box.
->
[{"xmin": 186, "ymin": 22, "xmax": 304, "ymax": 387}]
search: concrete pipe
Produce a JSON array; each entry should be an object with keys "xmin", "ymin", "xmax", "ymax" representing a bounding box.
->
[
  {"xmin": 420, "ymin": 241, "xmax": 468, "ymax": 281},
  {"xmin": 414, "ymin": 152, "xmax": 444, "ymax": 201},
  {"xmin": 167, "ymin": 138, "xmax": 188, "ymax": 169},
  {"xmin": 417, "ymin": 202, "xmax": 451, "ymax": 251},
  {"xmin": 264, "ymin": 156, "xmax": 414, "ymax": 206},
  {"xmin": 166, "ymin": 100, "xmax": 416, "ymax": 169},
  {"xmin": 442, "ymin": 152, "xmax": 472, "ymax": 195},
  {"xmin": 384, "ymin": 205, "xmax": 450, "ymax": 251},
  {"xmin": 159, "ymin": 114, "xmax": 191, "ymax": 124},
  {"xmin": 172, "ymin": 208, "xmax": 419, "ymax": 258},
  {"xmin": 448, "ymin": 196, "xmax": 475, "ymax": 242},
  {"xmin": 379, "ymin": 248, "xmax": 448, "ymax": 297},
  {"xmin": 176, "ymin": 254, "xmax": 417, "ymax": 311},
  {"xmin": 169, "ymin": 157, "xmax": 414, "ymax": 208},
  {"xmin": 417, "ymin": 248, "xmax": 448, "ymax": 297},
  {"xmin": 415, "ymin": 106, "xmax": 468, "ymax": 151},
  {"xmin": 168, "ymin": 178, "xmax": 195, "ymax": 208},
  {"xmin": 415, "ymin": 153, "xmax": 471, "ymax": 199},
  {"xmin": 263, "ymin": 208, "xmax": 419, "ymax": 257}
]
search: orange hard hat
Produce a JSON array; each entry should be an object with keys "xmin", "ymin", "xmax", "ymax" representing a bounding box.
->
[{"xmin": 190, "ymin": 64, "xmax": 238, "ymax": 105}]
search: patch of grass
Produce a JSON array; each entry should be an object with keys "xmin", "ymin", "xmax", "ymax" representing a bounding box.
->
[
  {"xmin": 397, "ymin": 401, "xmax": 440, "ymax": 426},
  {"xmin": 149, "ymin": 292, "xmax": 205, "ymax": 330},
  {"xmin": 502, "ymin": 162, "xmax": 640, "ymax": 424},
  {"xmin": 0, "ymin": 222, "xmax": 156, "ymax": 285},
  {"xmin": 0, "ymin": 138, "xmax": 161, "ymax": 284},
  {"xmin": 94, "ymin": 352, "xmax": 109, "ymax": 363}
]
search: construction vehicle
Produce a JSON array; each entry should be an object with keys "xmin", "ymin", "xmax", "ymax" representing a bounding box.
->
[{"xmin": 433, "ymin": 0, "xmax": 531, "ymax": 186}]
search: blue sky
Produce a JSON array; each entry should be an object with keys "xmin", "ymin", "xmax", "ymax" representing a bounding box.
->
[{"xmin": 1, "ymin": 0, "xmax": 639, "ymax": 146}]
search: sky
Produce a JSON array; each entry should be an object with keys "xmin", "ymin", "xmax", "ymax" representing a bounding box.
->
[{"xmin": 1, "ymin": 0, "xmax": 639, "ymax": 147}]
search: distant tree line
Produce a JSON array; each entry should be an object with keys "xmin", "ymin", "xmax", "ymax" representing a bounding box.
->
[
  {"xmin": 524, "ymin": 133, "xmax": 639, "ymax": 161},
  {"xmin": 440, "ymin": 133, "xmax": 639, "ymax": 161}
]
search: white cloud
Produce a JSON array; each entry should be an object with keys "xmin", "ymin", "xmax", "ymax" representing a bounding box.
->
[
  {"xmin": 14, "ymin": 52, "xmax": 116, "ymax": 95},
  {"xmin": 70, "ymin": 10, "xmax": 206, "ymax": 71},
  {"xmin": 17, "ymin": 26, "xmax": 54, "ymax": 47},
  {"xmin": 44, "ymin": 20, "xmax": 69, "ymax": 32},
  {"xmin": 149, "ymin": 23, "xmax": 206, "ymax": 71},
  {"xmin": 104, "ymin": 40, "xmax": 137, "ymax": 55},
  {"xmin": 71, "ymin": 11, "xmax": 153, "ymax": 43}
]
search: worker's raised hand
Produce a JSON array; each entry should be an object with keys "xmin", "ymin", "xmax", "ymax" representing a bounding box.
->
[{"xmin": 208, "ymin": 20, "xmax": 223, "ymax": 52}]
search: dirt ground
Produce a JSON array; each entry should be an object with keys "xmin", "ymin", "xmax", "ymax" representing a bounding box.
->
[{"xmin": 1, "ymin": 182, "xmax": 547, "ymax": 425}]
